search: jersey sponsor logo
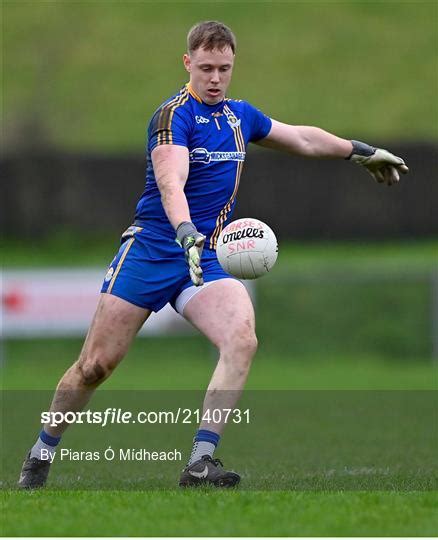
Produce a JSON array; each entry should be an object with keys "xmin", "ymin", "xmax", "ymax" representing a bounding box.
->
[
  {"xmin": 189, "ymin": 147, "xmax": 245, "ymax": 164},
  {"xmin": 195, "ymin": 115, "xmax": 210, "ymax": 124}
]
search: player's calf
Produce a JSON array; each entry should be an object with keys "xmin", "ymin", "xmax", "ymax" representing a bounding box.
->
[{"xmin": 18, "ymin": 340, "xmax": 123, "ymax": 489}]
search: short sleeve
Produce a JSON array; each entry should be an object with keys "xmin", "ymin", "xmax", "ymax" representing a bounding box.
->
[
  {"xmin": 148, "ymin": 105, "xmax": 191, "ymax": 151},
  {"xmin": 245, "ymin": 102, "xmax": 272, "ymax": 142}
]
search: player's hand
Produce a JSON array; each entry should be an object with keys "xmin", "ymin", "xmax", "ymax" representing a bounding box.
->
[
  {"xmin": 176, "ymin": 222, "xmax": 206, "ymax": 286},
  {"xmin": 348, "ymin": 140, "xmax": 409, "ymax": 186},
  {"xmin": 184, "ymin": 233, "xmax": 206, "ymax": 286}
]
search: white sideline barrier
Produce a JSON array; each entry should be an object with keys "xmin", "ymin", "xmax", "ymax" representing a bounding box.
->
[
  {"xmin": 1, "ymin": 269, "xmax": 255, "ymax": 338},
  {"xmin": 0, "ymin": 269, "xmax": 193, "ymax": 338}
]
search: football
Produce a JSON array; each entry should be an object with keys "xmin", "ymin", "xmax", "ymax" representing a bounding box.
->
[{"xmin": 216, "ymin": 218, "xmax": 278, "ymax": 279}]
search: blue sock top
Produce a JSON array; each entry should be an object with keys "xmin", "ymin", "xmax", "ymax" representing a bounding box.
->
[
  {"xmin": 40, "ymin": 430, "xmax": 61, "ymax": 446},
  {"xmin": 194, "ymin": 429, "xmax": 220, "ymax": 447}
]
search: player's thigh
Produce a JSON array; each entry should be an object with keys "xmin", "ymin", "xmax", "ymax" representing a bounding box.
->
[
  {"xmin": 182, "ymin": 279, "xmax": 256, "ymax": 351},
  {"xmin": 81, "ymin": 293, "xmax": 151, "ymax": 365}
]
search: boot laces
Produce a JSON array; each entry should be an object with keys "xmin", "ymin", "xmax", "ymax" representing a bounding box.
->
[{"xmin": 202, "ymin": 455, "xmax": 223, "ymax": 468}]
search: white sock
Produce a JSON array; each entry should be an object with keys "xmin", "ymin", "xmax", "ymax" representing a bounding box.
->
[
  {"xmin": 188, "ymin": 441, "xmax": 216, "ymax": 465},
  {"xmin": 30, "ymin": 437, "xmax": 58, "ymax": 461}
]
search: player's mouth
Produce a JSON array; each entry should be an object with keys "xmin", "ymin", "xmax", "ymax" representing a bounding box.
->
[{"xmin": 206, "ymin": 88, "xmax": 222, "ymax": 99}]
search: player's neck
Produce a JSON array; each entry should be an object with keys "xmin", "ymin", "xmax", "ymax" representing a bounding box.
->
[{"xmin": 186, "ymin": 82, "xmax": 224, "ymax": 106}]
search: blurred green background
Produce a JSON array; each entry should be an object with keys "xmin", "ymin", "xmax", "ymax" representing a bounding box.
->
[
  {"xmin": 2, "ymin": 0, "xmax": 438, "ymax": 384},
  {"xmin": 3, "ymin": 0, "xmax": 438, "ymax": 153},
  {"xmin": 3, "ymin": 241, "xmax": 438, "ymax": 390}
]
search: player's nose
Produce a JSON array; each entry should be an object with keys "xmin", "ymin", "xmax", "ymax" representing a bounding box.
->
[{"xmin": 210, "ymin": 70, "xmax": 220, "ymax": 83}]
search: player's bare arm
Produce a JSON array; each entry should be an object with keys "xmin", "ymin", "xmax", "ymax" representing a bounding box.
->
[
  {"xmin": 259, "ymin": 119, "xmax": 409, "ymax": 186},
  {"xmin": 258, "ymin": 119, "xmax": 352, "ymax": 158},
  {"xmin": 151, "ymin": 144, "xmax": 191, "ymax": 228},
  {"xmin": 152, "ymin": 144, "xmax": 206, "ymax": 286}
]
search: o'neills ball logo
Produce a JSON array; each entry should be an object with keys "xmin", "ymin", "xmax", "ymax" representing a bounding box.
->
[
  {"xmin": 216, "ymin": 217, "xmax": 278, "ymax": 279},
  {"xmin": 222, "ymin": 227, "xmax": 265, "ymax": 244}
]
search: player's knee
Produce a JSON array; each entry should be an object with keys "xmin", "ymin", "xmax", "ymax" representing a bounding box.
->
[
  {"xmin": 240, "ymin": 331, "xmax": 258, "ymax": 359},
  {"xmin": 222, "ymin": 323, "xmax": 258, "ymax": 360},
  {"xmin": 76, "ymin": 353, "xmax": 119, "ymax": 386},
  {"xmin": 77, "ymin": 360, "xmax": 107, "ymax": 386}
]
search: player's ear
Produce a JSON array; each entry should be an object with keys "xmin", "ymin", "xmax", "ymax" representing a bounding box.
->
[{"xmin": 183, "ymin": 53, "xmax": 191, "ymax": 73}]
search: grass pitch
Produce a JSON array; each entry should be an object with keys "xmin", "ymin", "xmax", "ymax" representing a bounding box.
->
[
  {"xmin": 2, "ymin": 491, "xmax": 438, "ymax": 537},
  {"xmin": 2, "ymin": 343, "xmax": 437, "ymax": 536}
]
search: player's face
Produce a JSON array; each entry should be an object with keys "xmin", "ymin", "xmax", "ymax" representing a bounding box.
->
[{"xmin": 183, "ymin": 46, "xmax": 234, "ymax": 105}]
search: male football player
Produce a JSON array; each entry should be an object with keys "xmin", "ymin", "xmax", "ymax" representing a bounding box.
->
[{"xmin": 19, "ymin": 21, "xmax": 408, "ymax": 489}]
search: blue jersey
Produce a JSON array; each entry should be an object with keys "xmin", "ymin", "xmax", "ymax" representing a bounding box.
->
[{"xmin": 134, "ymin": 83, "xmax": 272, "ymax": 250}]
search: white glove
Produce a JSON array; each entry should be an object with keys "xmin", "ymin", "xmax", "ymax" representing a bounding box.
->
[
  {"xmin": 348, "ymin": 140, "xmax": 409, "ymax": 186},
  {"xmin": 176, "ymin": 222, "xmax": 206, "ymax": 286}
]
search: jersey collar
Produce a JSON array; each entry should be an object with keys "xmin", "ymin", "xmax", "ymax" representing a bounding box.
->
[{"xmin": 186, "ymin": 83, "xmax": 225, "ymax": 107}]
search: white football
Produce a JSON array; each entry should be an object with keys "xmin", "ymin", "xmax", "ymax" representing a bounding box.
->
[{"xmin": 216, "ymin": 218, "xmax": 278, "ymax": 279}]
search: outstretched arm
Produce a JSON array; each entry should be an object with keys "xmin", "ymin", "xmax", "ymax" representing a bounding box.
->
[
  {"xmin": 258, "ymin": 119, "xmax": 409, "ymax": 185},
  {"xmin": 258, "ymin": 119, "xmax": 353, "ymax": 158}
]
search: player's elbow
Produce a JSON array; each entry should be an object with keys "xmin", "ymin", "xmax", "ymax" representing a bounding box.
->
[
  {"xmin": 158, "ymin": 180, "xmax": 184, "ymax": 206},
  {"xmin": 268, "ymin": 122, "xmax": 318, "ymax": 157},
  {"xmin": 295, "ymin": 127, "xmax": 318, "ymax": 157}
]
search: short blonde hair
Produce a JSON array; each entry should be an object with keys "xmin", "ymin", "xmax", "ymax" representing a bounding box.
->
[{"xmin": 187, "ymin": 21, "xmax": 236, "ymax": 54}]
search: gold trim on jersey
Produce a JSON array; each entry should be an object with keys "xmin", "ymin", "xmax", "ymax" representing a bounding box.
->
[
  {"xmin": 156, "ymin": 87, "xmax": 189, "ymax": 145},
  {"xmin": 187, "ymin": 83, "xmax": 203, "ymax": 103},
  {"xmin": 209, "ymin": 104, "xmax": 245, "ymax": 249}
]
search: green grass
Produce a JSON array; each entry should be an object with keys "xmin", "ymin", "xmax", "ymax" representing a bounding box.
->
[
  {"xmin": 2, "ymin": 338, "xmax": 437, "ymax": 535},
  {"xmin": 3, "ymin": 1, "xmax": 438, "ymax": 152},
  {"xmin": 2, "ymin": 337, "xmax": 437, "ymax": 390},
  {"xmin": 2, "ymin": 491, "xmax": 438, "ymax": 536}
]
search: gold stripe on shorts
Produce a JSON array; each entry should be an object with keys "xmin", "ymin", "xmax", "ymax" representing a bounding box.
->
[{"xmin": 107, "ymin": 237, "xmax": 135, "ymax": 294}]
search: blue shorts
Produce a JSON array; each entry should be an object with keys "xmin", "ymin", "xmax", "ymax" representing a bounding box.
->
[{"xmin": 100, "ymin": 225, "xmax": 233, "ymax": 312}]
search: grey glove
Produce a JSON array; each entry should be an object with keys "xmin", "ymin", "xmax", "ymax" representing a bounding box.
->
[
  {"xmin": 176, "ymin": 221, "xmax": 206, "ymax": 286},
  {"xmin": 348, "ymin": 140, "xmax": 409, "ymax": 185}
]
